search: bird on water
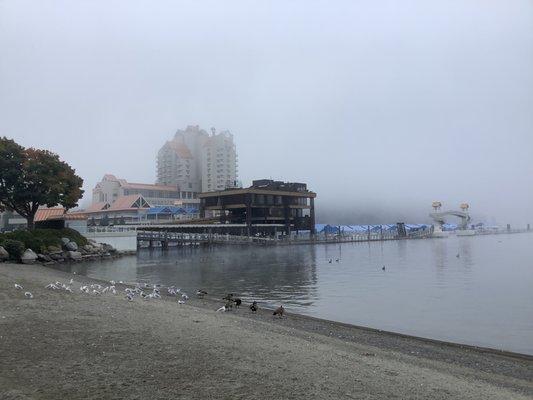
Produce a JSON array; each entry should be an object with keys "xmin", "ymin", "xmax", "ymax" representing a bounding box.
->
[{"xmin": 382, "ymin": 265, "xmax": 386, "ymax": 271}]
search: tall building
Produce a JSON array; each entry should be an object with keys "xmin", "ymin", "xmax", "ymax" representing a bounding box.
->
[{"xmin": 157, "ymin": 125, "xmax": 238, "ymax": 193}]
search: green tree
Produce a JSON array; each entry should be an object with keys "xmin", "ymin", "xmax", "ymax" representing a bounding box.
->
[{"xmin": 0, "ymin": 137, "xmax": 84, "ymax": 229}]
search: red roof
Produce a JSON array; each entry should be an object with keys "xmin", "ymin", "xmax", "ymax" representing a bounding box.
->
[
  {"xmin": 168, "ymin": 141, "xmax": 193, "ymax": 158},
  {"xmin": 85, "ymin": 202, "xmax": 110, "ymax": 213},
  {"xmin": 108, "ymin": 194, "xmax": 151, "ymax": 211},
  {"xmin": 34, "ymin": 207, "xmax": 65, "ymax": 222}
]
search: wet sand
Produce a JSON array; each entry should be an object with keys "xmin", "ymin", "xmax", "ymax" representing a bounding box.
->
[{"xmin": 0, "ymin": 263, "xmax": 532, "ymax": 400}]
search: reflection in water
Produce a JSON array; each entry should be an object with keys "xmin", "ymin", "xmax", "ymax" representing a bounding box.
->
[{"xmin": 58, "ymin": 233, "xmax": 533, "ymax": 355}]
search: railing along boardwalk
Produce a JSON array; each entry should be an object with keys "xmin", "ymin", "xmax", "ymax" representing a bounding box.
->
[{"xmin": 136, "ymin": 228, "xmax": 433, "ymax": 248}]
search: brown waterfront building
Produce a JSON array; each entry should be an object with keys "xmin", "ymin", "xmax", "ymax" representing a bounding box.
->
[{"xmin": 198, "ymin": 179, "xmax": 316, "ymax": 236}]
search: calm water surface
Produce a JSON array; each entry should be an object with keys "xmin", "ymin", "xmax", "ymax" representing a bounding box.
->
[{"xmin": 64, "ymin": 233, "xmax": 533, "ymax": 355}]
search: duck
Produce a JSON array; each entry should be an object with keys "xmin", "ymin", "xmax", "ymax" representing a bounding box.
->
[
  {"xmin": 273, "ymin": 305, "xmax": 284, "ymax": 318},
  {"xmin": 250, "ymin": 301, "xmax": 258, "ymax": 313}
]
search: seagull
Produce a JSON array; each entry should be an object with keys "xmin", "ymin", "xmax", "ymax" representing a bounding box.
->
[
  {"xmin": 196, "ymin": 289, "xmax": 208, "ymax": 298},
  {"xmin": 178, "ymin": 300, "xmax": 185, "ymax": 304},
  {"xmin": 69, "ymin": 278, "xmax": 74, "ymax": 285},
  {"xmin": 382, "ymin": 265, "xmax": 386, "ymax": 271},
  {"xmin": 24, "ymin": 292, "xmax": 33, "ymax": 299},
  {"xmin": 92, "ymin": 290, "xmax": 101, "ymax": 295},
  {"xmin": 110, "ymin": 280, "xmax": 116, "ymax": 285},
  {"xmin": 250, "ymin": 301, "xmax": 258, "ymax": 313},
  {"xmin": 46, "ymin": 283, "xmax": 58, "ymax": 290},
  {"xmin": 335, "ymin": 258, "xmax": 340, "ymax": 262},
  {"xmin": 181, "ymin": 294, "xmax": 189, "ymax": 300},
  {"xmin": 14, "ymin": 284, "xmax": 23, "ymax": 290},
  {"xmin": 126, "ymin": 293, "xmax": 134, "ymax": 301},
  {"xmin": 456, "ymin": 253, "xmax": 460, "ymax": 258},
  {"xmin": 328, "ymin": 259, "xmax": 332, "ymax": 264},
  {"xmin": 273, "ymin": 305, "xmax": 284, "ymax": 318}
]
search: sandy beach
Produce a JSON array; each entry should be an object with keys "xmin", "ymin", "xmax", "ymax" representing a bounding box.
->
[{"xmin": 0, "ymin": 262, "xmax": 532, "ymax": 400}]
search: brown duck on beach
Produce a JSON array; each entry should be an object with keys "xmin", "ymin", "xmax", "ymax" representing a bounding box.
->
[{"xmin": 273, "ymin": 305, "xmax": 284, "ymax": 318}]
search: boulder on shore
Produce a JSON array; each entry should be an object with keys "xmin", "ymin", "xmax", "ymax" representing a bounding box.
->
[
  {"xmin": 65, "ymin": 241, "xmax": 78, "ymax": 251},
  {"xmin": 37, "ymin": 253, "xmax": 52, "ymax": 262},
  {"xmin": 47, "ymin": 245, "xmax": 61, "ymax": 253},
  {"xmin": 0, "ymin": 246, "xmax": 9, "ymax": 261},
  {"xmin": 21, "ymin": 249, "xmax": 38, "ymax": 264},
  {"xmin": 61, "ymin": 237, "xmax": 70, "ymax": 245},
  {"xmin": 66, "ymin": 251, "xmax": 82, "ymax": 261}
]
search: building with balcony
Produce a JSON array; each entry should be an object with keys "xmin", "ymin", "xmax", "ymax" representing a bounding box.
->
[
  {"xmin": 157, "ymin": 125, "xmax": 239, "ymax": 194},
  {"xmin": 198, "ymin": 179, "xmax": 316, "ymax": 236},
  {"xmin": 92, "ymin": 174, "xmax": 199, "ymax": 208}
]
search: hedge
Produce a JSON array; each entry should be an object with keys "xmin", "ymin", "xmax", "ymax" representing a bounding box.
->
[{"xmin": 0, "ymin": 228, "xmax": 88, "ymax": 254}]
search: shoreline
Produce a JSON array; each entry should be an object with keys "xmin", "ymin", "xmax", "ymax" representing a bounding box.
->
[{"xmin": 1, "ymin": 262, "xmax": 532, "ymax": 399}]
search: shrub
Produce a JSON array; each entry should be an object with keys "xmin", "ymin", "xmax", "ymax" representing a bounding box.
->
[
  {"xmin": 2, "ymin": 239, "xmax": 25, "ymax": 260},
  {"xmin": 0, "ymin": 228, "xmax": 87, "ymax": 253}
]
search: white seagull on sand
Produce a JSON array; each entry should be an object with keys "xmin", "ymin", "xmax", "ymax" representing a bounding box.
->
[
  {"xmin": 14, "ymin": 284, "xmax": 23, "ymax": 290},
  {"xmin": 24, "ymin": 292, "xmax": 33, "ymax": 299}
]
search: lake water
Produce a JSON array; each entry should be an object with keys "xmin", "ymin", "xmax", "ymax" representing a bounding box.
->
[{"xmin": 64, "ymin": 232, "xmax": 533, "ymax": 355}]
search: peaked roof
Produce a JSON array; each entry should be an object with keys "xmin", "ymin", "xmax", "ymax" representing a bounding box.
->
[
  {"xmin": 85, "ymin": 202, "xmax": 111, "ymax": 213},
  {"xmin": 108, "ymin": 194, "xmax": 151, "ymax": 211}
]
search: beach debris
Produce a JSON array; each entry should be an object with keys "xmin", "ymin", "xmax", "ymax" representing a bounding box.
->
[
  {"xmin": 273, "ymin": 305, "xmax": 284, "ymax": 318},
  {"xmin": 14, "ymin": 284, "xmax": 23, "ymax": 290},
  {"xmin": 250, "ymin": 301, "xmax": 258, "ymax": 313},
  {"xmin": 24, "ymin": 291, "xmax": 33, "ymax": 299},
  {"xmin": 46, "ymin": 283, "xmax": 58, "ymax": 290}
]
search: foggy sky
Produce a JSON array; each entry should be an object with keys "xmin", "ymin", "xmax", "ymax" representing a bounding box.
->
[{"xmin": 1, "ymin": 1, "xmax": 532, "ymax": 225}]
